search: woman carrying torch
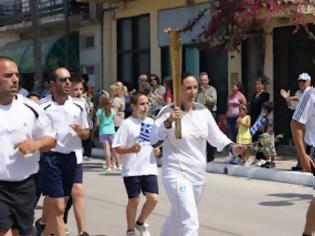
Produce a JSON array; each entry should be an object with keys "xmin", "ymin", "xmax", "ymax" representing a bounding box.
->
[{"xmin": 150, "ymin": 72, "xmax": 244, "ymax": 236}]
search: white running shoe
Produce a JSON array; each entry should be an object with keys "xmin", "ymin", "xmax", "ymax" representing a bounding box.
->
[
  {"xmin": 256, "ymin": 159, "xmax": 266, "ymax": 167},
  {"xmin": 135, "ymin": 222, "xmax": 150, "ymax": 236}
]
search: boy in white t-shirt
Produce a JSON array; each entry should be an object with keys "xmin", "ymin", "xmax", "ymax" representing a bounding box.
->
[{"xmin": 112, "ymin": 93, "xmax": 158, "ymax": 236}]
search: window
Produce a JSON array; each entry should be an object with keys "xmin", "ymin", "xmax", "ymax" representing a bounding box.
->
[
  {"xmin": 81, "ymin": 35, "xmax": 94, "ymax": 50},
  {"xmin": 81, "ymin": 65, "xmax": 95, "ymax": 75},
  {"xmin": 117, "ymin": 14, "xmax": 150, "ymax": 89}
]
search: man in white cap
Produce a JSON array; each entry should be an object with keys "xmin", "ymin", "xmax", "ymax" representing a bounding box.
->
[
  {"xmin": 280, "ymin": 72, "xmax": 312, "ymax": 110},
  {"xmin": 280, "ymin": 72, "xmax": 312, "ymax": 170}
]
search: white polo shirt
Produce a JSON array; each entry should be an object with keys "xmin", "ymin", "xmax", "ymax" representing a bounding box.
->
[
  {"xmin": 292, "ymin": 87, "xmax": 315, "ymax": 146},
  {"xmin": 0, "ymin": 95, "xmax": 55, "ymax": 181},
  {"xmin": 39, "ymin": 95, "xmax": 89, "ymax": 163}
]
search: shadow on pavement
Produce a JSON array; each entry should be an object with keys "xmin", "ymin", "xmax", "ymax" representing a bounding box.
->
[{"xmin": 259, "ymin": 193, "xmax": 313, "ymax": 207}]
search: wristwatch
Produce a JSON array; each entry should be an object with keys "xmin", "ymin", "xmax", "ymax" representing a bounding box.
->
[{"xmin": 163, "ymin": 119, "xmax": 172, "ymax": 129}]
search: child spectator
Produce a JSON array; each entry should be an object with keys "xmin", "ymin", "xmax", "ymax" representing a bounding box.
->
[
  {"xmin": 96, "ymin": 94, "xmax": 116, "ymax": 171},
  {"xmin": 236, "ymin": 104, "xmax": 252, "ymax": 165},
  {"xmin": 251, "ymin": 101, "xmax": 277, "ymax": 168}
]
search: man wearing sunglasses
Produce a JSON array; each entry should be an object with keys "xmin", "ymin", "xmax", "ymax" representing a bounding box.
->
[
  {"xmin": 37, "ymin": 67, "xmax": 90, "ymax": 236},
  {"xmin": 0, "ymin": 56, "xmax": 56, "ymax": 236}
]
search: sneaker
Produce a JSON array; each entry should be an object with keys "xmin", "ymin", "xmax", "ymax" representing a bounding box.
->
[
  {"xmin": 126, "ymin": 230, "xmax": 137, "ymax": 236},
  {"xmin": 78, "ymin": 231, "xmax": 89, "ymax": 236},
  {"xmin": 291, "ymin": 164, "xmax": 302, "ymax": 171},
  {"xmin": 261, "ymin": 161, "xmax": 275, "ymax": 168},
  {"xmin": 256, "ymin": 159, "xmax": 266, "ymax": 167},
  {"xmin": 35, "ymin": 218, "xmax": 45, "ymax": 236},
  {"xmin": 135, "ymin": 222, "xmax": 150, "ymax": 236},
  {"xmin": 231, "ymin": 156, "xmax": 241, "ymax": 165}
]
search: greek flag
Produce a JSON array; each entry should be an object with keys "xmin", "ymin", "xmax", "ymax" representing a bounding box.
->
[
  {"xmin": 139, "ymin": 122, "xmax": 153, "ymax": 142},
  {"xmin": 250, "ymin": 113, "xmax": 266, "ymax": 136}
]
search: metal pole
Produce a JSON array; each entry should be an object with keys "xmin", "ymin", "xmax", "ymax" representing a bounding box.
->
[
  {"xmin": 31, "ymin": 0, "xmax": 42, "ymax": 93},
  {"xmin": 64, "ymin": 0, "xmax": 69, "ymax": 67}
]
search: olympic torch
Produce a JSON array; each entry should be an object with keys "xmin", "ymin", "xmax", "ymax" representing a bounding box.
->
[{"xmin": 166, "ymin": 29, "xmax": 182, "ymax": 139}]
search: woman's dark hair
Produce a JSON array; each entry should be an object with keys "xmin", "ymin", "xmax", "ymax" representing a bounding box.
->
[
  {"xmin": 231, "ymin": 80, "xmax": 241, "ymax": 89},
  {"xmin": 150, "ymin": 74, "xmax": 160, "ymax": 84},
  {"xmin": 181, "ymin": 72, "xmax": 195, "ymax": 83},
  {"xmin": 256, "ymin": 77, "xmax": 266, "ymax": 85}
]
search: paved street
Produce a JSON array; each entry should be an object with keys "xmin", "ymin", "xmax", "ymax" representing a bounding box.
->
[{"xmin": 36, "ymin": 159, "xmax": 314, "ymax": 236}]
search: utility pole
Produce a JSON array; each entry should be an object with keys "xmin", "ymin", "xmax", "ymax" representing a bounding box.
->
[
  {"xmin": 31, "ymin": 0, "xmax": 42, "ymax": 92},
  {"xmin": 64, "ymin": 0, "xmax": 69, "ymax": 67}
]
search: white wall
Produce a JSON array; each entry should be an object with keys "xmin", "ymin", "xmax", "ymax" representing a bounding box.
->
[{"xmin": 80, "ymin": 24, "xmax": 102, "ymax": 91}]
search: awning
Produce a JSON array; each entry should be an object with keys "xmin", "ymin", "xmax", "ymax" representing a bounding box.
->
[{"xmin": 0, "ymin": 32, "xmax": 79, "ymax": 73}]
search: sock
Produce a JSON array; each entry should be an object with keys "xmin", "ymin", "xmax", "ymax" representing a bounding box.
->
[
  {"xmin": 302, "ymin": 234, "xmax": 311, "ymax": 236},
  {"xmin": 127, "ymin": 229, "xmax": 135, "ymax": 232},
  {"xmin": 136, "ymin": 220, "xmax": 143, "ymax": 225}
]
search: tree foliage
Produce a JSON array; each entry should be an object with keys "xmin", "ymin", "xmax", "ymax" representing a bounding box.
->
[{"xmin": 184, "ymin": 0, "xmax": 315, "ymax": 51}]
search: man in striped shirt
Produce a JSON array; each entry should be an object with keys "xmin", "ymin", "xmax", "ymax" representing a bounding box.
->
[{"xmin": 291, "ymin": 84, "xmax": 315, "ymax": 236}]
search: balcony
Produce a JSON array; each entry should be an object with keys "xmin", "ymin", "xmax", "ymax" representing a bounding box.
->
[{"xmin": 0, "ymin": 0, "xmax": 89, "ymax": 27}]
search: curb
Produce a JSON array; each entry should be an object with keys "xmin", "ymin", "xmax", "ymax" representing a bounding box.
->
[
  {"xmin": 206, "ymin": 162, "xmax": 315, "ymax": 187},
  {"xmin": 91, "ymin": 148, "xmax": 104, "ymax": 159},
  {"xmin": 93, "ymin": 147, "xmax": 314, "ymax": 187}
]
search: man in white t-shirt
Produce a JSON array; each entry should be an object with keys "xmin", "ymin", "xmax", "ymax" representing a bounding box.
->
[
  {"xmin": 112, "ymin": 93, "xmax": 158, "ymax": 236},
  {"xmin": 150, "ymin": 73, "xmax": 244, "ymax": 236},
  {"xmin": 0, "ymin": 56, "xmax": 56, "ymax": 236},
  {"xmin": 37, "ymin": 68, "xmax": 90, "ymax": 236},
  {"xmin": 291, "ymin": 86, "xmax": 315, "ymax": 236}
]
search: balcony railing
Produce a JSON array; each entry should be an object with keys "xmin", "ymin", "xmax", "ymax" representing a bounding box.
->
[{"xmin": 0, "ymin": 0, "xmax": 89, "ymax": 27}]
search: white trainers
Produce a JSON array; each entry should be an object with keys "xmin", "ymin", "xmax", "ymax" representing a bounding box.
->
[
  {"xmin": 135, "ymin": 222, "xmax": 150, "ymax": 236},
  {"xmin": 256, "ymin": 159, "xmax": 266, "ymax": 167}
]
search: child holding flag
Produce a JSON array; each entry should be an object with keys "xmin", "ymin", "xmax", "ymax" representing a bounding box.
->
[{"xmin": 112, "ymin": 93, "xmax": 158, "ymax": 236}]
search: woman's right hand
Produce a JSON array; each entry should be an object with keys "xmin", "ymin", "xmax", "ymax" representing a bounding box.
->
[{"xmin": 168, "ymin": 106, "xmax": 181, "ymax": 123}]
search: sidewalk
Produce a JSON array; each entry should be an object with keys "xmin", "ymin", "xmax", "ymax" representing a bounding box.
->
[
  {"xmin": 91, "ymin": 147, "xmax": 315, "ymax": 187},
  {"xmin": 207, "ymin": 146, "xmax": 315, "ymax": 187}
]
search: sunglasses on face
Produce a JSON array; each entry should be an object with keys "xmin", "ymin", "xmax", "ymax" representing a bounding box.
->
[
  {"xmin": 1, "ymin": 72, "xmax": 20, "ymax": 78},
  {"xmin": 57, "ymin": 76, "xmax": 71, "ymax": 82}
]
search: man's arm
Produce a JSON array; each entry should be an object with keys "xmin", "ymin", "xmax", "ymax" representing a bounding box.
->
[
  {"xmin": 70, "ymin": 124, "xmax": 90, "ymax": 140},
  {"xmin": 291, "ymin": 120, "xmax": 313, "ymax": 172},
  {"xmin": 14, "ymin": 136, "xmax": 56, "ymax": 155}
]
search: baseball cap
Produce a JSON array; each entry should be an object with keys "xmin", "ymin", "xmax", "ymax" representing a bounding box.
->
[{"xmin": 298, "ymin": 72, "xmax": 311, "ymax": 81}]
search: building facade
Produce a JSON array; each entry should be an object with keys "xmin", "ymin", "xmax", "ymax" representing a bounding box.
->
[{"xmin": 0, "ymin": 0, "xmax": 102, "ymax": 93}]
